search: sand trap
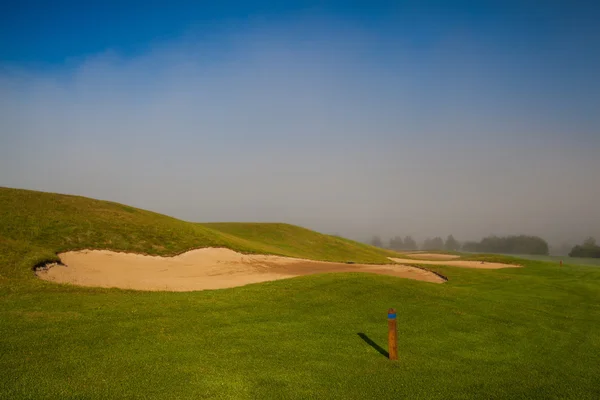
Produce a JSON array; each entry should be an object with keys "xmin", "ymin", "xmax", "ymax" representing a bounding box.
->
[
  {"xmin": 36, "ymin": 248, "xmax": 445, "ymax": 291},
  {"xmin": 402, "ymin": 253, "xmax": 461, "ymax": 260},
  {"xmin": 388, "ymin": 257, "xmax": 520, "ymax": 269}
]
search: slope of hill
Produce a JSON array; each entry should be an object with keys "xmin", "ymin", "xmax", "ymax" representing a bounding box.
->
[
  {"xmin": 202, "ymin": 222, "xmax": 398, "ymax": 264},
  {"xmin": 0, "ymin": 187, "xmax": 394, "ymax": 281}
]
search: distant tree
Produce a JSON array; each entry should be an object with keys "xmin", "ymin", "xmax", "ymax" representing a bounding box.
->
[
  {"xmin": 389, "ymin": 236, "xmax": 404, "ymax": 251},
  {"xmin": 403, "ymin": 236, "xmax": 418, "ymax": 250},
  {"xmin": 461, "ymin": 241, "xmax": 480, "ymax": 252},
  {"xmin": 463, "ymin": 235, "xmax": 549, "ymax": 255},
  {"xmin": 444, "ymin": 235, "xmax": 460, "ymax": 251},
  {"xmin": 584, "ymin": 237, "xmax": 597, "ymax": 248},
  {"xmin": 422, "ymin": 238, "xmax": 431, "ymax": 250},
  {"xmin": 370, "ymin": 235, "xmax": 383, "ymax": 248},
  {"xmin": 569, "ymin": 237, "xmax": 600, "ymax": 258},
  {"xmin": 423, "ymin": 237, "xmax": 444, "ymax": 250}
]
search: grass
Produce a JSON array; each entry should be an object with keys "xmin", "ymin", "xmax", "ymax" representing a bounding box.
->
[
  {"xmin": 1, "ymin": 187, "xmax": 600, "ymax": 399},
  {"xmin": 202, "ymin": 222, "xmax": 400, "ymax": 263},
  {"xmin": 474, "ymin": 253, "xmax": 600, "ymax": 267},
  {"xmin": 0, "ymin": 187, "xmax": 395, "ymax": 283},
  {"xmin": 392, "ymin": 250, "xmax": 525, "ymax": 266}
]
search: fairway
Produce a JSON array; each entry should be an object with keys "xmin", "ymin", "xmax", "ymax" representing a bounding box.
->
[
  {"xmin": 473, "ymin": 253, "xmax": 600, "ymax": 268},
  {"xmin": 1, "ymin": 188, "xmax": 600, "ymax": 399}
]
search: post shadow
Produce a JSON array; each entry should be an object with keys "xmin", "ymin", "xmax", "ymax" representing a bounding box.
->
[{"xmin": 357, "ymin": 332, "xmax": 389, "ymax": 358}]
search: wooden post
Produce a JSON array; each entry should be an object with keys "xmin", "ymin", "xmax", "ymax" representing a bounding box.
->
[
  {"xmin": 388, "ymin": 308, "xmax": 398, "ymax": 361},
  {"xmin": 560, "ymin": 260, "xmax": 563, "ymax": 267}
]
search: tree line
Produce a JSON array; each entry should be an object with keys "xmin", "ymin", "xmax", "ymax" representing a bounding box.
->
[
  {"xmin": 462, "ymin": 235, "xmax": 549, "ymax": 255},
  {"xmin": 369, "ymin": 234, "xmax": 600, "ymax": 258},
  {"xmin": 371, "ymin": 234, "xmax": 461, "ymax": 252},
  {"xmin": 569, "ymin": 237, "xmax": 600, "ymax": 258},
  {"xmin": 370, "ymin": 234, "xmax": 550, "ymax": 255}
]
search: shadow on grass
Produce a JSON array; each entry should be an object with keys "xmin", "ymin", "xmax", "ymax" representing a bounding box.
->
[{"xmin": 358, "ymin": 332, "xmax": 389, "ymax": 358}]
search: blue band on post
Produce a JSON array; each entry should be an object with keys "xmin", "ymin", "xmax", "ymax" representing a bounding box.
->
[{"xmin": 388, "ymin": 313, "xmax": 396, "ymax": 319}]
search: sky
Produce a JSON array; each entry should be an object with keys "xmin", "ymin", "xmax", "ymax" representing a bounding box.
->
[{"xmin": 1, "ymin": 1, "xmax": 599, "ymax": 246}]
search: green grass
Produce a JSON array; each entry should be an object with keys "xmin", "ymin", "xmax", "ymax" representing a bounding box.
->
[
  {"xmin": 392, "ymin": 250, "xmax": 525, "ymax": 266},
  {"xmin": 202, "ymin": 222, "xmax": 399, "ymax": 263},
  {"xmin": 1, "ymin": 187, "xmax": 600, "ymax": 399},
  {"xmin": 470, "ymin": 252, "xmax": 600, "ymax": 267},
  {"xmin": 0, "ymin": 187, "xmax": 395, "ymax": 283}
]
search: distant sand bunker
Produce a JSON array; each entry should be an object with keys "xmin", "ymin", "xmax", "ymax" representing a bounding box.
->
[
  {"xmin": 402, "ymin": 253, "xmax": 461, "ymax": 261},
  {"xmin": 37, "ymin": 248, "xmax": 445, "ymax": 291},
  {"xmin": 388, "ymin": 257, "xmax": 520, "ymax": 269}
]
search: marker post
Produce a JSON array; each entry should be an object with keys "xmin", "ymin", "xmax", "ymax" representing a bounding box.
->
[{"xmin": 388, "ymin": 308, "xmax": 398, "ymax": 361}]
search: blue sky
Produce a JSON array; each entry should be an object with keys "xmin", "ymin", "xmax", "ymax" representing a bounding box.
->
[
  {"xmin": 1, "ymin": 1, "xmax": 599, "ymax": 246},
  {"xmin": 3, "ymin": 1, "xmax": 598, "ymax": 65}
]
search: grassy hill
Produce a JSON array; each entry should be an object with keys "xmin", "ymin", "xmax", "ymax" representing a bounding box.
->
[
  {"xmin": 202, "ymin": 222, "xmax": 398, "ymax": 263},
  {"xmin": 0, "ymin": 187, "xmax": 394, "ymax": 281},
  {"xmin": 2, "ymin": 186, "xmax": 600, "ymax": 399}
]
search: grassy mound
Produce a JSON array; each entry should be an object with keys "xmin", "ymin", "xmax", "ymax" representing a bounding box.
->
[
  {"xmin": 0, "ymin": 187, "xmax": 394, "ymax": 281},
  {"xmin": 202, "ymin": 222, "xmax": 398, "ymax": 263}
]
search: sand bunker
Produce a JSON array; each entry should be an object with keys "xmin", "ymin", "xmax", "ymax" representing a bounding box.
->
[
  {"xmin": 36, "ymin": 248, "xmax": 445, "ymax": 291},
  {"xmin": 402, "ymin": 253, "xmax": 461, "ymax": 261},
  {"xmin": 388, "ymin": 257, "xmax": 520, "ymax": 269}
]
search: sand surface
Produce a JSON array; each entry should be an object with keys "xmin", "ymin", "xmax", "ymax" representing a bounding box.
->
[
  {"xmin": 36, "ymin": 248, "xmax": 445, "ymax": 291},
  {"xmin": 402, "ymin": 253, "xmax": 461, "ymax": 260},
  {"xmin": 388, "ymin": 257, "xmax": 520, "ymax": 269}
]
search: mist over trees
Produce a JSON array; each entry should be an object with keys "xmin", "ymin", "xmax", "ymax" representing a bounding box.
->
[
  {"xmin": 569, "ymin": 237, "xmax": 600, "ymax": 258},
  {"xmin": 423, "ymin": 237, "xmax": 444, "ymax": 250},
  {"xmin": 444, "ymin": 235, "xmax": 460, "ymax": 251},
  {"xmin": 367, "ymin": 232, "xmax": 557, "ymax": 257},
  {"xmin": 370, "ymin": 235, "xmax": 383, "ymax": 248},
  {"xmin": 550, "ymin": 242, "xmax": 574, "ymax": 256},
  {"xmin": 369, "ymin": 235, "xmax": 418, "ymax": 250},
  {"xmin": 403, "ymin": 236, "xmax": 418, "ymax": 250},
  {"xmin": 388, "ymin": 236, "xmax": 404, "ymax": 251},
  {"xmin": 461, "ymin": 235, "xmax": 549, "ymax": 255},
  {"xmin": 461, "ymin": 241, "xmax": 480, "ymax": 252}
]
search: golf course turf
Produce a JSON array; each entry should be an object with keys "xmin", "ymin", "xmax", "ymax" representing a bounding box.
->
[{"xmin": 1, "ymin": 187, "xmax": 600, "ymax": 399}]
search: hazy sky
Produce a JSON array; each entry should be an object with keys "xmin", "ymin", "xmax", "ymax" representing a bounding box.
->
[{"xmin": 1, "ymin": 1, "xmax": 599, "ymax": 245}]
